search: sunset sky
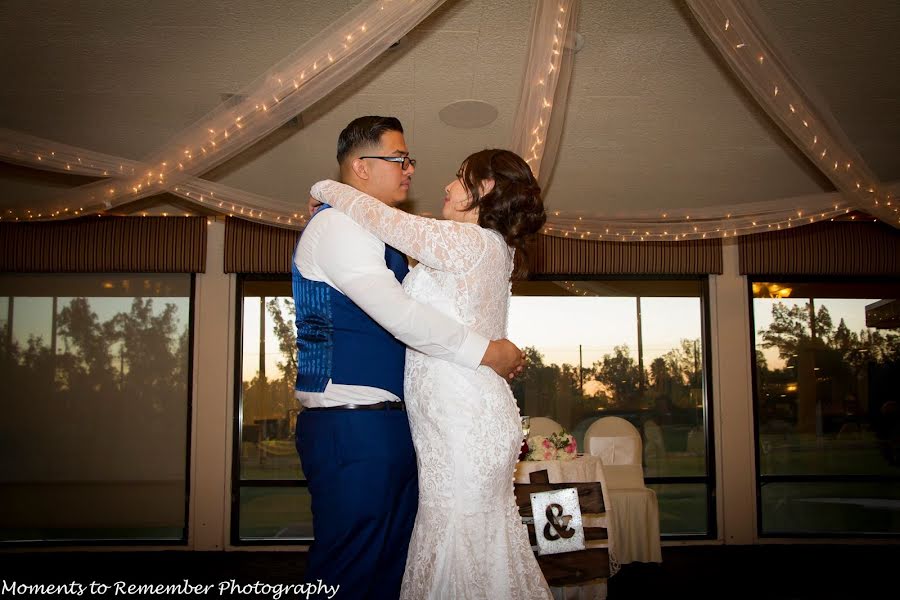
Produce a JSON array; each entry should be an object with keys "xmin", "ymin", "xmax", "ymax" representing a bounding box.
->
[{"xmin": 1, "ymin": 293, "xmax": 884, "ymax": 383}]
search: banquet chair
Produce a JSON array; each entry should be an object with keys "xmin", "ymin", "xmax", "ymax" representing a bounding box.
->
[
  {"xmin": 585, "ymin": 415, "xmax": 651, "ymax": 496},
  {"xmin": 530, "ymin": 416, "xmax": 565, "ymax": 437},
  {"xmin": 581, "ymin": 417, "xmax": 662, "ymax": 574},
  {"xmin": 584, "ymin": 416, "xmax": 642, "ymax": 466}
]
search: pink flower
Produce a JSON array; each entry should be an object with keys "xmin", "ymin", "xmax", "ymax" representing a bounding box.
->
[
  {"xmin": 542, "ymin": 439, "xmax": 552, "ymax": 449},
  {"xmin": 566, "ymin": 441, "xmax": 577, "ymax": 454}
]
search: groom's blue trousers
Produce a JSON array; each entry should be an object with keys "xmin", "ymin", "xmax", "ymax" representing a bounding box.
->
[{"xmin": 296, "ymin": 408, "xmax": 419, "ymax": 600}]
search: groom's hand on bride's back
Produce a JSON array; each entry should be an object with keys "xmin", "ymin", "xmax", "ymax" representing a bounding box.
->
[
  {"xmin": 308, "ymin": 195, "xmax": 324, "ymax": 217},
  {"xmin": 481, "ymin": 339, "xmax": 525, "ymax": 380}
]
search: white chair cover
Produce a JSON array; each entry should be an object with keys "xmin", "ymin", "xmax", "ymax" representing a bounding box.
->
[
  {"xmin": 580, "ymin": 418, "xmax": 662, "ymax": 569},
  {"xmin": 588, "ymin": 436, "xmax": 639, "ymax": 466},
  {"xmin": 584, "ymin": 417, "xmax": 649, "ymax": 492},
  {"xmin": 584, "ymin": 417, "xmax": 643, "ymax": 466}
]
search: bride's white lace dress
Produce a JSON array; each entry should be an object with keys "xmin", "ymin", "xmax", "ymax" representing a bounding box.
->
[{"xmin": 312, "ymin": 180, "xmax": 552, "ymax": 600}]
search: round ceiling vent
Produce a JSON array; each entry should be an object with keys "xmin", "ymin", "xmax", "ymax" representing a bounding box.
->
[{"xmin": 438, "ymin": 99, "xmax": 499, "ymax": 129}]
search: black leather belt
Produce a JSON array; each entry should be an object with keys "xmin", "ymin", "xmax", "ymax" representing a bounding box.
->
[{"xmin": 304, "ymin": 401, "xmax": 406, "ymax": 412}]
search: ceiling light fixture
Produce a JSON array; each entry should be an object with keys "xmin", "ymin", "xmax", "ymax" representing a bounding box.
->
[{"xmin": 438, "ymin": 99, "xmax": 499, "ymax": 129}]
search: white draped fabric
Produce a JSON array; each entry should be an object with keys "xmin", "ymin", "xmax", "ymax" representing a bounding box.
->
[
  {"xmin": 0, "ymin": 128, "xmax": 302, "ymax": 225},
  {"xmin": 1, "ymin": 0, "xmax": 577, "ymax": 230},
  {"xmin": 542, "ymin": 0, "xmax": 900, "ymax": 241},
  {"xmin": 510, "ymin": 0, "xmax": 579, "ymax": 188},
  {"xmin": 543, "ymin": 191, "xmax": 856, "ymax": 242},
  {"xmin": 0, "ymin": 0, "xmax": 450, "ymax": 227},
  {"xmin": 686, "ymin": 0, "xmax": 897, "ymax": 227},
  {"xmin": 1, "ymin": 0, "xmax": 897, "ymax": 239}
]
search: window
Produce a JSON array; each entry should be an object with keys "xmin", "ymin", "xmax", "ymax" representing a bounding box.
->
[
  {"xmin": 510, "ymin": 279, "xmax": 714, "ymax": 537},
  {"xmin": 0, "ymin": 274, "xmax": 192, "ymax": 543},
  {"xmin": 232, "ymin": 276, "xmax": 716, "ymax": 540},
  {"xmin": 751, "ymin": 279, "xmax": 900, "ymax": 536},
  {"xmin": 233, "ymin": 278, "xmax": 310, "ymax": 543}
]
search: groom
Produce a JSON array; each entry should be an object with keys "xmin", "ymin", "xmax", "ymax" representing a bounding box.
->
[{"xmin": 293, "ymin": 115, "xmax": 524, "ymax": 599}]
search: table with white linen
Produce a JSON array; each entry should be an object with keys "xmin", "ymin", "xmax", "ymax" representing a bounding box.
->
[{"xmin": 515, "ymin": 455, "xmax": 662, "ymax": 567}]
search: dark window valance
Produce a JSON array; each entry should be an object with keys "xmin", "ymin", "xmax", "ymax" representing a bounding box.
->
[
  {"xmin": 529, "ymin": 235, "xmax": 723, "ymax": 275},
  {"xmin": 739, "ymin": 221, "xmax": 900, "ymax": 276},
  {"xmin": 0, "ymin": 216, "xmax": 207, "ymax": 273},
  {"xmin": 224, "ymin": 216, "xmax": 724, "ymax": 276},
  {"xmin": 224, "ymin": 217, "xmax": 299, "ymax": 274}
]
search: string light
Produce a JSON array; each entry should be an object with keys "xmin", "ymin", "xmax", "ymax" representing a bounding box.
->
[
  {"xmin": 703, "ymin": 5, "xmax": 893, "ymax": 227},
  {"xmin": 523, "ymin": 2, "xmax": 572, "ymax": 171},
  {"xmin": 0, "ymin": 1, "xmax": 425, "ymax": 227},
  {"xmin": 4, "ymin": 1, "xmax": 891, "ymax": 238}
]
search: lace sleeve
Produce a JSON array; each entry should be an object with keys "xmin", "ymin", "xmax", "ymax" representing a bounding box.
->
[{"xmin": 311, "ymin": 179, "xmax": 491, "ymax": 274}]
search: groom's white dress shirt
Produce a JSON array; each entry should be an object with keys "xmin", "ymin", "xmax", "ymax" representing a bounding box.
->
[{"xmin": 294, "ymin": 207, "xmax": 490, "ymax": 408}]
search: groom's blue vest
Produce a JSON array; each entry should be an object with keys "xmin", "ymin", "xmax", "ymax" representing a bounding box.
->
[{"xmin": 292, "ymin": 206, "xmax": 409, "ymax": 399}]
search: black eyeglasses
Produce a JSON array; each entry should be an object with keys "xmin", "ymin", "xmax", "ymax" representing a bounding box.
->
[{"xmin": 359, "ymin": 155, "xmax": 417, "ymax": 170}]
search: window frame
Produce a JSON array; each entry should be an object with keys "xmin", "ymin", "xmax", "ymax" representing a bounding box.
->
[
  {"xmin": 229, "ymin": 272, "xmax": 720, "ymax": 542},
  {"xmin": 526, "ymin": 274, "xmax": 718, "ymax": 540},
  {"xmin": 230, "ymin": 274, "xmax": 310, "ymax": 546},
  {"xmin": 747, "ymin": 274, "xmax": 900, "ymax": 539},
  {"xmin": 0, "ymin": 273, "xmax": 195, "ymax": 548}
]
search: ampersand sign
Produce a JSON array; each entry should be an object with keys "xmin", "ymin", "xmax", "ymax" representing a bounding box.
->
[{"xmin": 543, "ymin": 503, "xmax": 575, "ymax": 540}]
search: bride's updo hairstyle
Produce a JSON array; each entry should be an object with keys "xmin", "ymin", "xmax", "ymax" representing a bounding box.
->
[{"xmin": 458, "ymin": 149, "xmax": 546, "ymax": 276}]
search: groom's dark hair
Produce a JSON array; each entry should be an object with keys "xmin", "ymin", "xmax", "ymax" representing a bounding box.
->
[{"xmin": 336, "ymin": 116, "xmax": 404, "ymax": 164}]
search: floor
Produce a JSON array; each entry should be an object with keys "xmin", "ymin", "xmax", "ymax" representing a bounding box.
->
[{"xmin": 1, "ymin": 544, "xmax": 897, "ymax": 599}]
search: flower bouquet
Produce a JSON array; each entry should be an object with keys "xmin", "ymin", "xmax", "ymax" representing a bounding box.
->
[
  {"xmin": 524, "ymin": 431, "xmax": 578, "ymax": 461},
  {"xmin": 525, "ymin": 435, "xmax": 558, "ymax": 461},
  {"xmin": 550, "ymin": 431, "xmax": 578, "ymax": 460}
]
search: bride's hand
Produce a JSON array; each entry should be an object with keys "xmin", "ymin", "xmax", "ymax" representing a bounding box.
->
[
  {"xmin": 308, "ymin": 195, "xmax": 324, "ymax": 217},
  {"xmin": 482, "ymin": 339, "xmax": 526, "ymax": 380}
]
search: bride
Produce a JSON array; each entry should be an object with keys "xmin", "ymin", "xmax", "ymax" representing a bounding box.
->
[{"xmin": 310, "ymin": 148, "xmax": 551, "ymax": 599}]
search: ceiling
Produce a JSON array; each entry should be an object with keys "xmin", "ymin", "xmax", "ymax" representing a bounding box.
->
[{"xmin": 1, "ymin": 0, "xmax": 898, "ymax": 220}]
